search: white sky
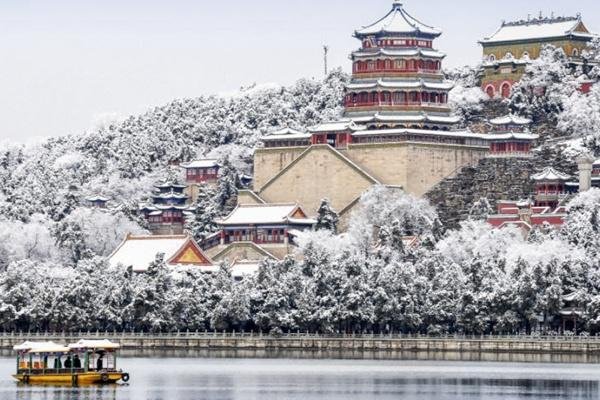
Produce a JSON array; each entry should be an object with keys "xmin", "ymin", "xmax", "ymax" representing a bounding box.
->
[{"xmin": 0, "ymin": 0, "xmax": 599, "ymax": 141}]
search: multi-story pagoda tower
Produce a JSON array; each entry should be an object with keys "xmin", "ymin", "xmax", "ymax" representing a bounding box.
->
[{"xmin": 344, "ymin": 1, "xmax": 458, "ymax": 130}]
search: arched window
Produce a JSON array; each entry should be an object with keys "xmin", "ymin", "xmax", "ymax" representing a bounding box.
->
[
  {"xmin": 505, "ymin": 52, "xmax": 513, "ymax": 59},
  {"xmin": 485, "ymin": 85, "xmax": 495, "ymax": 98},
  {"xmin": 573, "ymin": 48, "xmax": 580, "ymax": 57},
  {"xmin": 501, "ymin": 82, "xmax": 512, "ymax": 98},
  {"xmin": 488, "ymin": 54, "xmax": 496, "ymax": 62},
  {"xmin": 522, "ymin": 51, "xmax": 529, "ymax": 59}
]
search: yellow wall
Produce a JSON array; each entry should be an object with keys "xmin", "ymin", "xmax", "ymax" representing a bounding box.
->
[
  {"xmin": 253, "ymin": 147, "xmax": 308, "ymax": 191},
  {"xmin": 482, "ymin": 38, "xmax": 589, "ymax": 60},
  {"xmin": 253, "ymin": 142, "xmax": 488, "ymax": 219},
  {"xmin": 258, "ymin": 145, "xmax": 375, "ymax": 215}
]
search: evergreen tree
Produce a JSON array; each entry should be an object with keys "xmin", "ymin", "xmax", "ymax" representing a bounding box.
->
[
  {"xmin": 315, "ymin": 198, "xmax": 339, "ymax": 234},
  {"xmin": 185, "ymin": 184, "xmax": 219, "ymax": 242},
  {"xmin": 215, "ymin": 157, "xmax": 239, "ymax": 213}
]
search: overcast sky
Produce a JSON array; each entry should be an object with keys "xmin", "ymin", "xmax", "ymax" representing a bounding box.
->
[{"xmin": 1, "ymin": 0, "xmax": 599, "ymax": 142}]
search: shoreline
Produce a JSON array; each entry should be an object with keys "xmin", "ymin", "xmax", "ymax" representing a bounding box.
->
[{"xmin": 2, "ymin": 333, "xmax": 600, "ymax": 358}]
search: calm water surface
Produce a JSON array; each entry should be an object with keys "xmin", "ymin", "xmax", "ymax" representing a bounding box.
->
[{"xmin": 1, "ymin": 351, "xmax": 599, "ymax": 400}]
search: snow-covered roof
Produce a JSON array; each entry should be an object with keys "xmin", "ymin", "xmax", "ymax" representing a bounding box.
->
[
  {"xmin": 86, "ymin": 196, "xmax": 110, "ymax": 202},
  {"xmin": 531, "ymin": 167, "xmax": 571, "ymax": 181},
  {"xmin": 355, "ymin": 1, "xmax": 441, "ymax": 38},
  {"xmin": 180, "ymin": 159, "xmax": 219, "ymax": 169},
  {"xmin": 351, "ymin": 127, "xmax": 489, "ymax": 140},
  {"xmin": 481, "ymin": 16, "xmax": 593, "ymax": 44},
  {"xmin": 217, "ymin": 204, "xmax": 316, "ymax": 226},
  {"xmin": 68, "ymin": 339, "xmax": 120, "ymax": 350},
  {"xmin": 154, "ymin": 182, "xmax": 187, "ymax": 189},
  {"xmin": 490, "ymin": 115, "xmax": 532, "ymax": 126},
  {"xmin": 353, "ymin": 48, "xmax": 446, "ymax": 59},
  {"xmin": 487, "ymin": 132, "xmax": 539, "ymax": 140},
  {"xmin": 109, "ymin": 235, "xmax": 203, "ymax": 272},
  {"xmin": 346, "ymin": 79, "xmax": 453, "ymax": 91},
  {"xmin": 262, "ymin": 127, "xmax": 311, "ymax": 141},
  {"xmin": 14, "ymin": 341, "xmax": 69, "ymax": 353},
  {"xmin": 151, "ymin": 192, "xmax": 188, "ymax": 200},
  {"xmin": 351, "ymin": 113, "xmax": 461, "ymax": 125},
  {"xmin": 307, "ymin": 120, "xmax": 366, "ymax": 133}
]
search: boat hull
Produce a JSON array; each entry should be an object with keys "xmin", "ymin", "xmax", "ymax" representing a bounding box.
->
[{"xmin": 12, "ymin": 372, "xmax": 127, "ymax": 385}]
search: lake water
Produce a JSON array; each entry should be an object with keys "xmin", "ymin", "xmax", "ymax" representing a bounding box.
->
[{"xmin": 1, "ymin": 350, "xmax": 600, "ymax": 400}]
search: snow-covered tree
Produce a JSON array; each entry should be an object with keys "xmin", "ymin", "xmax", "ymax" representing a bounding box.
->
[
  {"xmin": 509, "ymin": 45, "xmax": 580, "ymax": 125},
  {"xmin": 185, "ymin": 184, "xmax": 219, "ymax": 242},
  {"xmin": 315, "ymin": 198, "xmax": 339, "ymax": 234}
]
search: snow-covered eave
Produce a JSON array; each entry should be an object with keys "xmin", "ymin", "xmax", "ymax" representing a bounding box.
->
[
  {"xmin": 180, "ymin": 159, "xmax": 219, "ymax": 169},
  {"xmin": 480, "ymin": 32, "xmax": 595, "ymax": 46},
  {"xmin": 352, "ymin": 48, "xmax": 446, "ymax": 59},
  {"xmin": 346, "ymin": 79, "xmax": 454, "ymax": 91},
  {"xmin": 285, "ymin": 217, "xmax": 317, "ymax": 225},
  {"xmin": 487, "ymin": 133, "xmax": 539, "ymax": 140},
  {"xmin": 86, "ymin": 196, "xmax": 110, "ymax": 202},
  {"xmin": 351, "ymin": 128, "xmax": 489, "ymax": 140},
  {"xmin": 154, "ymin": 183, "xmax": 187, "ymax": 189},
  {"xmin": 351, "ymin": 114, "xmax": 460, "ymax": 124},
  {"xmin": 307, "ymin": 120, "xmax": 367, "ymax": 133},
  {"xmin": 354, "ymin": 29, "xmax": 441, "ymax": 39},
  {"xmin": 261, "ymin": 134, "xmax": 311, "ymax": 141},
  {"xmin": 490, "ymin": 115, "xmax": 532, "ymax": 125}
]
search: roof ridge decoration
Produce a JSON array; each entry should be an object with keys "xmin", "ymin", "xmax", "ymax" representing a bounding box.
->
[
  {"xmin": 502, "ymin": 15, "xmax": 580, "ymax": 28},
  {"xmin": 531, "ymin": 167, "xmax": 571, "ymax": 181},
  {"xmin": 355, "ymin": 1, "xmax": 441, "ymax": 38},
  {"xmin": 481, "ymin": 14, "xmax": 593, "ymax": 44}
]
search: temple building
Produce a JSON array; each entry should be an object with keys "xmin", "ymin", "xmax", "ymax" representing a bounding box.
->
[
  {"xmin": 486, "ymin": 115, "xmax": 538, "ymax": 158},
  {"xmin": 247, "ymin": 2, "xmax": 493, "ymax": 226},
  {"xmin": 203, "ymin": 203, "xmax": 316, "ymax": 264},
  {"xmin": 487, "ymin": 166, "xmax": 578, "ymax": 233},
  {"xmin": 479, "ymin": 15, "xmax": 597, "ymax": 98},
  {"xmin": 344, "ymin": 0, "xmax": 457, "ymax": 130},
  {"xmin": 109, "ymin": 234, "xmax": 212, "ymax": 273},
  {"xmin": 531, "ymin": 167, "xmax": 572, "ymax": 209},
  {"xmin": 85, "ymin": 195, "xmax": 110, "ymax": 209},
  {"xmin": 181, "ymin": 159, "xmax": 219, "ymax": 185},
  {"xmin": 107, "ymin": 234, "xmax": 259, "ymax": 278},
  {"xmin": 180, "ymin": 159, "xmax": 220, "ymax": 202},
  {"xmin": 487, "ymin": 199, "xmax": 567, "ymax": 233},
  {"xmin": 138, "ymin": 181, "xmax": 195, "ymax": 235}
]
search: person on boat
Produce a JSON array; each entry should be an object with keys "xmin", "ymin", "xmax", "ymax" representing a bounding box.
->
[
  {"xmin": 96, "ymin": 355, "xmax": 103, "ymax": 371},
  {"xmin": 73, "ymin": 354, "xmax": 81, "ymax": 369},
  {"xmin": 53, "ymin": 356, "xmax": 62, "ymax": 370},
  {"xmin": 64, "ymin": 355, "xmax": 72, "ymax": 369}
]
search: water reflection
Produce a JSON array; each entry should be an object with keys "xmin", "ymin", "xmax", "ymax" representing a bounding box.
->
[{"xmin": 2, "ymin": 353, "xmax": 600, "ymax": 400}]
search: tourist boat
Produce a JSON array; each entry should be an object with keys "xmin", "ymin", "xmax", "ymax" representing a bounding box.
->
[{"xmin": 12, "ymin": 339, "xmax": 130, "ymax": 385}]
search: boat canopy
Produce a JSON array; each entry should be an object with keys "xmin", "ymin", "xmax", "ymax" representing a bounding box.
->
[
  {"xmin": 68, "ymin": 339, "xmax": 121, "ymax": 350},
  {"xmin": 13, "ymin": 341, "xmax": 70, "ymax": 354}
]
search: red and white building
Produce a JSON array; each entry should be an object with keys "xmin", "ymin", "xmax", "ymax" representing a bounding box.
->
[
  {"xmin": 139, "ymin": 181, "xmax": 195, "ymax": 235},
  {"xmin": 202, "ymin": 203, "xmax": 316, "ymax": 264},
  {"xmin": 180, "ymin": 159, "xmax": 220, "ymax": 185},
  {"xmin": 343, "ymin": 0, "xmax": 459, "ymax": 131},
  {"xmin": 487, "ymin": 167, "xmax": 572, "ymax": 232},
  {"xmin": 486, "ymin": 115, "xmax": 538, "ymax": 158}
]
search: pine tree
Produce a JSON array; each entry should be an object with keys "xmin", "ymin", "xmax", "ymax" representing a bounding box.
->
[
  {"xmin": 469, "ymin": 198, "xmax": 493, "ymax": 221},
  {"xmin": 315, "ymin": 198, "xmax": 339, "ymax": 234},
  {"xmin": 215, "ymin": 157, "xmax": 239, "ymax": 213},
  {"xmin": 185, "ymin": 184, "xmax": 219, "ymax": 242}
]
